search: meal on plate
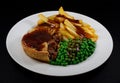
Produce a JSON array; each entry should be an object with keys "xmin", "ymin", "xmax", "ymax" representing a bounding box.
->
[{"xmin": 21, "ymin": 6, "xmax": 98, "ymax": 66}]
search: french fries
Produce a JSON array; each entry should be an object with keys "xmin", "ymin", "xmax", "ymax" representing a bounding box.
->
[
  {"xmin": 60, "ymin": 23, "xmax": 65, "ymax": 30},
  {"xmin": 48, "ymin": 15, "xmax": 56, "ymax": 20},
  {"xmin": 59, "ymin": 6, "xmax": 74, "ymax": 19},
  {"xmin": 60, "ymin": 30, "xmax": 75, "ymax": 39},
  {"xmin": 38, "ymin": 14, "xmax": 48, "ymax": 24},
  {"xmin": 37, "ymin": 6, "xmax": 98, "ymax": 42},
  {"xmin": 59, "ymin": 23, "xmax": 74, "ymax": 39},
  {"xmin": 64, "ymin": 19, "xmax": 76, "ymax": 31},
  {"xmin": 65, "ymin": 25, "xmax": 80, "ymax": 38}
]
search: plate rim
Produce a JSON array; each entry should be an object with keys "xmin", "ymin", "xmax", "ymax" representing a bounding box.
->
[{"xmin": 6, "ymin": 11, "xmax": 113, "ymax": 76}]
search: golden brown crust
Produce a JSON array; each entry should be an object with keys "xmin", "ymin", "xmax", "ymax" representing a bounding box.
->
[{"xmin": 22, "ymin": 36, "xmax": 50, "ymax": 62}]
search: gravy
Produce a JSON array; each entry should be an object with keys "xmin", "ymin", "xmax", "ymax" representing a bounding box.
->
[{"xmin": 22, "ymin": 28, "xmax": 52, "ymax": 51}]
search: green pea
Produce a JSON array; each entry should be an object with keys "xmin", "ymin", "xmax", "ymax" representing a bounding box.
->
[
  {"xmin": 68, "ymin": 48, "xmax": 72, "ymax": 51},
  {"xmin": 86, "ymin": 52, "xmax": 89, "ymax": 56},
  {"xmin": 77, "ymin": 59, "xmax": 80, "ymax": 63},
  {"xmin": 71, "ymin": 58, "xmax": 75, "ymax": 61},
  {"xmin": 72, "ymin": 53, "xmax": 75, "ymax": 56},
  {"xmin": 84, "ymin": 56, "xmax": 88, "ymax": 60},
  {"xmin": 75, "ymin": 57, "xmax": 79, "ymax": 60},
  {"xmin": 80, "ymin": 58, "xmax": 84, "ymax": 62},
  {"xmin": 51, "ymin": 61, "xmax": 56, "ymax": 65},
  {"xmin": 77, "ymin": 52, "xmax": 80, "ymax": 56},
  {"xmin": 73, "ymin": 60, "xmax": 77, "ymax": 64},
  {"xmin": 50, "ymin": 37, "xmax": 96, "ymax": 66}
]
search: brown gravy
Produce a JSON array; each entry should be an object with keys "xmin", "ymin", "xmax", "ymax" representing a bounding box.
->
[
  {"xmin": 56, "ymin": 14, "xmax": 79, "ymax": 23},
  {"xmin": 22, "ymin": 28, "xmax": 52, "ymax": 51}
]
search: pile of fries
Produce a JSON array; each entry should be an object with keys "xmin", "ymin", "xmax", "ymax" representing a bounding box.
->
[{"xmin": 37, "ymin": 6, "xmax": 98, "ymax": 42}]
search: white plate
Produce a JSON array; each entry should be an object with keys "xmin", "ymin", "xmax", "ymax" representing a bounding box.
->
[{"xmin": 6, "ymin": 11, "xmax": 113, "ymax": 76}]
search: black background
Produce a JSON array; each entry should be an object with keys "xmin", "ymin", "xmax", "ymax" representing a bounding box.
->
[{"xmin": 0, "ymin": 0, "xmax": 120, "ymax": 83}]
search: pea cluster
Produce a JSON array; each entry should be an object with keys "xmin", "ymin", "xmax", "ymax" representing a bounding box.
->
[{"xmin": 50, "ymin": 38, "xmax": 96, "ymax": 66}]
